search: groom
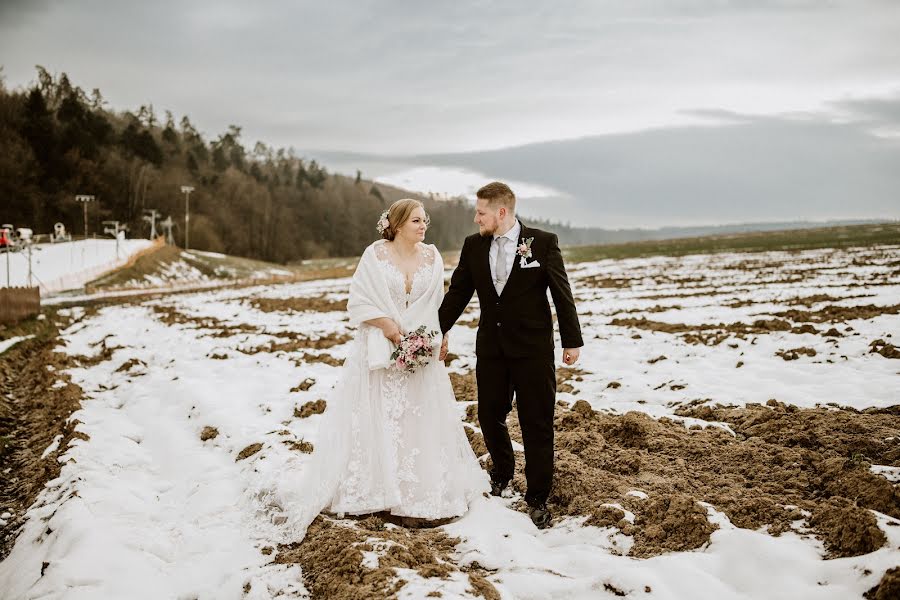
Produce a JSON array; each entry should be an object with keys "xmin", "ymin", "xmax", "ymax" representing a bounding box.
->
[{"xmin": 438, "ymin": 181, "xmax": 583, "ymax": 529}]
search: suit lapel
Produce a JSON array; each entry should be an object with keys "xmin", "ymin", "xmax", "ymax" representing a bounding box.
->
[
  {"xmin": 477, "ymin": 233, "xmax": 497, "ymax": 300},
  {"xmin": 499, "ymin": 220, "xmax": 526, "ymax": 299}
]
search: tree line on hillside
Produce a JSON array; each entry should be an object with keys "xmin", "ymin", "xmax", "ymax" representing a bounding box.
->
[
  {"xmin": 10, "ymin": 66, "xmax": 797, "ymax": 261},
  {"xmin": 0, "ymin": 67, "xmax": 497, "ymax": 262}
]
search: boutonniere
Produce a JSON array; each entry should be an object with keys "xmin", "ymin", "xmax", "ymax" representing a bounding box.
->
[
  {"xmin": 516, "ymin": 237, "xmax": 534, "ymax": 259},
  {"xmin": 517, "ymin": 237, "xmax": 541, "ymax": 268}
]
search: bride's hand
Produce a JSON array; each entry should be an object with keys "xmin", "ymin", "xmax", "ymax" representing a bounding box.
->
[
  {"xmin": 381, "ymin": 320, "xmax": 403, "ymax": 345},
  {"xmin": 439, "ymin": 334, "xmax": 449, "ymax": 361}
]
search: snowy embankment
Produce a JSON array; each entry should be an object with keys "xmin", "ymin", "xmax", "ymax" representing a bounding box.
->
[
  {"xmin": 2, "ymin": 238, "xmax": 155, "ymax": 294},
  {"xmin": 0, "ymin": 244, "xmax": 898, "ymax": 599}
]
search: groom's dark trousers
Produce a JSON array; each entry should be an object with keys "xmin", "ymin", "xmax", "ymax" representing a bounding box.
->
[{"xmin": 439, "ymin": 221, "xmax": 583, "ymax": 507}]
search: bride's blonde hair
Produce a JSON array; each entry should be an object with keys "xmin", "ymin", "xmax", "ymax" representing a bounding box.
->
[{"xmin": 381, "ymin": 198, "xmax": 427, "ymax": 241}]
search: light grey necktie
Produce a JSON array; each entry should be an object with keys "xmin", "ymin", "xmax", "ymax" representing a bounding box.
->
[{"xmin": 494, "ymin": 237, "xmax": 509, "ymax": 294}]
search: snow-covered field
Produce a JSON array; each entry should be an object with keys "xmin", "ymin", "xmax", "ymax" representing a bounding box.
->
[
  {"xmin": 0, "ymin": 244, "xmax": 898, "ymax": 599},
  {"xmin": 2, "ymin": 238, "xmax": 155, "ymax": 293}
]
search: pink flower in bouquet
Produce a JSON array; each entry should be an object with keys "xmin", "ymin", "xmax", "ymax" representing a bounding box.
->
[{"xmin": 389, "ymin": 326, "xmax": 439, "ymax": 373}]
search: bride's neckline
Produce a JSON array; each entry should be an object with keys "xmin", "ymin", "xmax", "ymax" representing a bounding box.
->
[{"xmin": 377, "ymin": 241, "xmax": 430, "ymax": 295}]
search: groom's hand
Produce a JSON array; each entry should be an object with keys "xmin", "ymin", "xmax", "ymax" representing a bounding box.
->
[{"xmin": 562, "ymin": 347, "xmax": 581, "ymax": 366}]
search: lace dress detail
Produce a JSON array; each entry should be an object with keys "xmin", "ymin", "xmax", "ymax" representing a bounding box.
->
[
  {"xmin": 325, "ymin": 241, "xmax": 485, "ymax": 520},
  {"xmin": 374, "ymin": 242, "xmax": 436, "ymax": 309}
]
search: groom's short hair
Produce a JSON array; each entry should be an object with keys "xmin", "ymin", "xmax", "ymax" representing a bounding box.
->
[{"xmin": 477, "ymin": 182, "xmax": 516, "ymax": 213}]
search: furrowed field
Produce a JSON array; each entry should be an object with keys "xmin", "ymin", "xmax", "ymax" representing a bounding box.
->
[{"xmin": 2, "ymin": 225, "xmax": 898, "ymax": 600}]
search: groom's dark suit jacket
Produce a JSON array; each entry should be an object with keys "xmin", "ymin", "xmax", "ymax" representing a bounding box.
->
[{"xmin": 439, "ymin": 221, "xmax": 583, "ymax": 358}]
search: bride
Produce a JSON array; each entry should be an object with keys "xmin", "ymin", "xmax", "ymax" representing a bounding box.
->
[{"xmin": 257, "ymin": 198, "xmax": 489, "ymax": 540}]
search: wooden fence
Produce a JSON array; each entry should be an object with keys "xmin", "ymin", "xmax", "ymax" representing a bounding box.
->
[{"xmin": 0, "ymin": 286, "xmax": 40, "ymax": 325}]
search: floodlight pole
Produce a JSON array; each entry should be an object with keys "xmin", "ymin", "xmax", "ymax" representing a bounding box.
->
[
  {"xmin": 75, "ymin": 194, "xmax": 96, "ymax": 239},
  {"xmin": 181, "ymin": 185, "xmax": 194, "ymax": 250}
]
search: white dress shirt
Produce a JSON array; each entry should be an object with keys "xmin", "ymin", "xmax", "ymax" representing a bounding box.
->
[{"xmin": 489, "ymin": 219, "xmax": 521, "ymax": 285}]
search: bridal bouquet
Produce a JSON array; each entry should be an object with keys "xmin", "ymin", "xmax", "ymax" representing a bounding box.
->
[{"xmin": 391, "ymin": 325, "xmax": 439, "ymax": 373}]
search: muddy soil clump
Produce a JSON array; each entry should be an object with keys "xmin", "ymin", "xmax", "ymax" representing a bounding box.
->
[
  {"xmin": 273, "ymin": 515, "xmax": 500, "ymax": 600},
  {"xmin": 450, "ymin": 371, "xmax": 478, "ymax": 403},
  {"xmin": 539, "ymin": 400, "xmax": 898, "ymax": 558},
  {"xmin": 866, "ymin": 567, "xmax": 900, "ymax": 600},
  {"xmin": 295, "ymin": 399, "xmax": 327, "ymax": 418}
]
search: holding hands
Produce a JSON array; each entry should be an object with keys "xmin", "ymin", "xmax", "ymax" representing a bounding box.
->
[{"xmin": 439, "ymin": 334, "xmax": 449, "ymax": 361}]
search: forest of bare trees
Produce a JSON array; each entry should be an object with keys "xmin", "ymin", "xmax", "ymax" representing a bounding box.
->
[{"xmin": 0, "ymin": 67, "xmax": 486, "ymax": 262}]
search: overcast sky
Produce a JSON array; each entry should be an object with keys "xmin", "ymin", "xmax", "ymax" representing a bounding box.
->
[{"xmin": 2, "ymin": 0, "xmax": 898, "ymax": 227}]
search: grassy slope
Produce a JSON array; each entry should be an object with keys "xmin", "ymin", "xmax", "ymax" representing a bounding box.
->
[{"xmin": 85, "ymin": 245, "xmax": 358, "ymax": 293}]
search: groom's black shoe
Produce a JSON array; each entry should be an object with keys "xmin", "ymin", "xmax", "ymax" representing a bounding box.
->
[
  {"xmin": 489, "ymin": 477, "xmax": 510, "ymax": 497},
  {"xmin": 528, "ymin": 502, "xmax": 552, "ymax": 529}
]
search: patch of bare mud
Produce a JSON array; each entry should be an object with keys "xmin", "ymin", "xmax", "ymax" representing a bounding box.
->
[
  {"xmin": 504, "ymin": 399, "xmax": 900, "ymax": 558},
  {"xmin": 579, "ymin": 274, "xmax": 638, "ymax": 289},
  {"xmin": 0, "ymin": 310, "xmax": 87, "ymax": 560},
  {"xmin": 775, "ymin": 347, "xmax": 817, "ymax": 361},
  {"xmin": 866, "ymin": 567, "xmax": 900, "ymax": 600},
  {"xmin": 293, "ymin": 352, "xmax": 344, "ymax": 367},
  {"xmin": 610, "ymin": 316, "xmax": 836, "ymax": 345},
  {"xmin": 241, "ymin": 331, "xmax": 352, "ymax": 354},
  {"xmin": 248, "ymin": 296, "xmax": 347, "ymax": 314},
  {"xmin": 271, "ymin": 515, "xmax": 500, "ymax": 600},
  {"xmin": 291, "ymin": 378, "xmax": 316, "ymax": 392},
  {"xmin": 151, "ymin": 305, "xmax": 260, "ymax": 337},
  {"xmin": 772, "ymin": 304, "xmax": 900, "ymax": 324},
  {"xmin": 465, "ymin": 427, "xmax": 488, "ymax": 457},
  {"xmin": 870, "ymin": 339, "xmax": 900, "ymax": 359},
  {"xmin": 633, "ymin": 493, "xmax": 718, "ymax": 556},
  {"xmin": 635, "ymin": 288, "xmax": 754, "ymax": 301},
  {"xmin": 556, "ymin": 367, "xmax": 586, "ymax": 394},
  {"xmin": 785, "ymin": 294, "xmax": 872, "ymax": 307},
  {"xmin": 70, "ymin": 333, "xmax": 124, "ymax": 367},
  {"xmin": 237, "ymin": 443, "xmax": 263, "ymax": 461},
  {"xmin": 295, "ymin": 399, "xmax": 326, "ymax": 418},
  {"xmin": 615, "ymin": 304, "xmax": 684, "ymax": 314},
  {"xmin": 450, "ymin": 371, "xmax": 477, "ymax": 403},
  {"xmin": 285, "ymin": 439, "xmax": 314, "ymax": 453},
  {"xmin": 115, "ymin": 357, "xmax": 147, "ymax": 373}
]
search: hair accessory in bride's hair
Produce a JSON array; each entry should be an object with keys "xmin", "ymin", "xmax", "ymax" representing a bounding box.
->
[{"xmin": 375, "ymin": 210, "xmax": 390, "ymax": 235}]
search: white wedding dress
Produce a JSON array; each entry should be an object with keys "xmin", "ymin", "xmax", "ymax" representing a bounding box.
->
[{"xmin": 253, "ymin": 241, "xmax": 489, "ymax": 541}]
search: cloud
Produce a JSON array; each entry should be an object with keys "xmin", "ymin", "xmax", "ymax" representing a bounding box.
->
[
  {"xmin": 1, "ymin": 1, "xmax": 899, "ymax": 153},
  {"xmin": 320, "ymin": 108, "xmax": 899, "ymax": 228},
  {"xmin": 832, "ymin": 94, "xmax": 900, "ymax": 128}
]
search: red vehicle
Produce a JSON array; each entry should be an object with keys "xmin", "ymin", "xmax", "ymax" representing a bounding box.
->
[{"xmin": 0, "ymin": 228, "xmax": 14, "ymax": 249}]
